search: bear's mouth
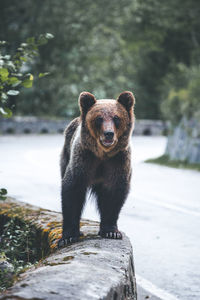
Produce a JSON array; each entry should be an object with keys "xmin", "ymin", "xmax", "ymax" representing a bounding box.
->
[{"xmin": 100, "ymin": 136, "xmax": 115, "ymax": 147}]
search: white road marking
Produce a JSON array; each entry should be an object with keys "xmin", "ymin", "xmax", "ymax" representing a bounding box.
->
[
  {"xmin": 135, "ymin": 196, "xmax": 200, "ymax": 217},
  {"xmin": 136, "ymin": 274, "xmax": 179, "ymax": 300}
]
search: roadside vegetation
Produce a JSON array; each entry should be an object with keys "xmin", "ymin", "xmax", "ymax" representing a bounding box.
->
[
  {"xmin": 0, "ymin": 34, "xmax": 53, "ymax": 119},
  {"xmin": 146, "ymin": 155, "xmax": 200, "ymax": 172},
  {"xmin": 161, "ymin": 65, "xmax": 200, "ymax": 126},
  {"xmin": 0, "ymin": 34, "xmax": 52, "ymax": 200},
  {"xmin": 0, "ymin": 218, "xmax": 39, "ymax": 291},
  {"xmin": 0, "ymin": 33, "xmax": 53, "ymax": 291}
]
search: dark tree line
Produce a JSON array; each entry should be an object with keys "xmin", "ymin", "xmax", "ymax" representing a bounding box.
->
[{"xmin": 0, "ymin": 0, "xmax": 200, "ymax": 120}]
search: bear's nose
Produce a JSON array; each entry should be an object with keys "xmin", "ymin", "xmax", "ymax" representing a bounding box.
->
[{"xmin": 104, "ymin": 131, "xmax": 114, "ymax": 140}]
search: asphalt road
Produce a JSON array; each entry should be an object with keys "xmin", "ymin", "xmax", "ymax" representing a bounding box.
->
[{"xmin": 0, "ymin": 135, "xmax": 199, "ymax": 300}]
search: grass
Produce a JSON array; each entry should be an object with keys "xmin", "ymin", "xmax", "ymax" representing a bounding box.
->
[
  {"xmin": 0, "ymin": 217, "xmax": 41, "ymax": 292},
  {"xmin": 145, "ymin": 155, "xmax": 200, "ymax": 171}
]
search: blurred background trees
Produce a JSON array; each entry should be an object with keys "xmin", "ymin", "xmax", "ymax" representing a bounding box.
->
[{"xmin": 0, "ymin": 0, "xmax": 200, "ymax": 121}]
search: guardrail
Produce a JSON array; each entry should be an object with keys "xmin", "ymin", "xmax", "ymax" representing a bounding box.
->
[{"xmin": 0, "ymin": 116, "xmax": 167, "ymax": 136}]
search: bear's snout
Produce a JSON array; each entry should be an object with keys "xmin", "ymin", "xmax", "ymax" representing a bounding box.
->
[
  {"xmin": 100, "ymin": 132, "xmax": 116, "ymax": 148},
  {"xmin": 104, "ymin": 131, "xmax": 114, "ymax": 140}
]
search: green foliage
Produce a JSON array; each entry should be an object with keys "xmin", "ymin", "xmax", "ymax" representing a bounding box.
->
[
  {"xmin": 161, "ymin": 65, "xmax": 200, "ymax": 124},
  {"xmin": 0, "ymin": 255, "xmax": 13, "ymax": 292},
  {"xmin": 0, "ymin": 34, "xmax": 53, "ymax": 197},
  {"xmin": 0, "ymin": 2, "xmax": 117, "ymax": 116},
  {"xmin": 0, "ymin": 1, "xmax": 199, "ymax": 120},
  {"xmin": 123, "ymin": 0, "xmax": 200, "ymax": 120},
  {"xmin": 146, "ymin": 155, "xmax": 200, "ymax": 171},
  {"xmin": 0, "ymin": 218, "xmax": 39, "ymax": 291},
  {"xmin": 0, "ymin": 188, "xmax": 7, "ymax": 200},
  {"xmin": 0, "ymin": 218, "xmax": 38, "ymax": 264},
  {"xmin": 0, "ymin": 0, "xmax": 138, "ymax": 118},
  {"xmin": 0, "ymin": 34, "xmax": 53, "ymax": 118}
]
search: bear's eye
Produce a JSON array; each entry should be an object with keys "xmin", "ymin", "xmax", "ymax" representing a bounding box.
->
[
  {"xmin": 95, "ymin": 116, "xmax": 103, "ymax": 128},
  {"xmin": 113, "ymin": 115, "xmax": 120, "ymax": 128}
]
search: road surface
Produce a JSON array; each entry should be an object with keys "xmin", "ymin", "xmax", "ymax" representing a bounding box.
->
[{"xmin": 0, "ymin": 135, "xmax": 200, "ymax": 300}]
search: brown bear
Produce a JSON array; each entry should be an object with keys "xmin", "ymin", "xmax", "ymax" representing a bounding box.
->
[{"xmin": 58, "ymin": 91, "xmax": 135, "ymax": 247}]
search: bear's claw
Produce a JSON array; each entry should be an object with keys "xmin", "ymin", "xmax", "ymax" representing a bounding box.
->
[
  {"xmin": 99, "ymin": 230, "xmax": 122, "ymax": 239},
  {"xmin": 57, "ymin": 236, "xmax": 79, "ymax": 248},
  {"xmin": 57, "ymin": 231, "xmax": 84, "ymax": 248}
]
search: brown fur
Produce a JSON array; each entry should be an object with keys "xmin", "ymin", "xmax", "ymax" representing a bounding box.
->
[
  {"xmin": 58, "ymin": 91, "xmax": 135, "ymax": 246},
  {"xmin": 80, "ymin": 94, "xmax": 135, "ymax": 159}
]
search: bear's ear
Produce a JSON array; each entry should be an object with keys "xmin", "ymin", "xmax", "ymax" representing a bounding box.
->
[
  {"xmin": 117, "ymin": 91, "xmax": 135, "ymax": 112},
  {"xmin": 79, "ymin": 92, "xmax": 96, "ymax": 115}
]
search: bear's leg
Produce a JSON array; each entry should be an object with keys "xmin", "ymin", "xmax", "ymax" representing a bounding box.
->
[
  {"xmin": 60, "ymin": 149, "xmax": 69, "ymax": 179},
  {"xmin": 58, "ymin": 173, "xmax": 87, "ymax": 247},
  {"xmin": 93, "ymin": 183, "xmax": 129, "ymax": 239}
]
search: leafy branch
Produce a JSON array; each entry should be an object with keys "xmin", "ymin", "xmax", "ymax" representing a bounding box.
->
[
  {"xmin": 0, "ymin": 33, "xmax": 53, "ymax": 200},
  {"xmin": 0, "ymin": 33, "xmax": 53, "ymax": 118}
]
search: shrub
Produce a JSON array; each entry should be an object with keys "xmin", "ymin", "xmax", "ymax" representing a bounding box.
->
[{"xmin": 161, "ymin": 64, "xmax": 200, "ymax": 125}]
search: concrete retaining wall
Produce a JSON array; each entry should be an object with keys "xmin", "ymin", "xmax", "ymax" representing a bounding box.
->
[
  {"xmin": 0, "ymin": 116, "xmax": 68, "ymax": 135},
  {"xmin": 166, "ymin": 117, "xmax": 200, "ymax": 163},
  {"xmin": 134, "ymin": 119, "xmax": 167, "ymax": 136},
  {"xmin": 0, "ymin": 199, "xmax": 137, "ymax": 300}
]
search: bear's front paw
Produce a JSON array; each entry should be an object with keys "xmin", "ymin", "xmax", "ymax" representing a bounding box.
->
[
  {"xmin": 57, "ymin": 236, "xmax": 79, "ymax": 248},
  {"xmin": 99, "ymin": 229, "xmax": 123, "ymax": 239},
  {"xmin": 57, "ymin": 231, "xmax": 84, "ymax": 248}
]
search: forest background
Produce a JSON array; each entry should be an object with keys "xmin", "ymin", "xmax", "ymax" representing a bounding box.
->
[{"xmin": 0, "ymin": 0, "xmax": 200, "ymax": 125}]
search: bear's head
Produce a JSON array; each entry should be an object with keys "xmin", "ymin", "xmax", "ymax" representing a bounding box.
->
[{"xmin": 79, "ymin": 91, "xmax": 135, "ymax": 153}]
